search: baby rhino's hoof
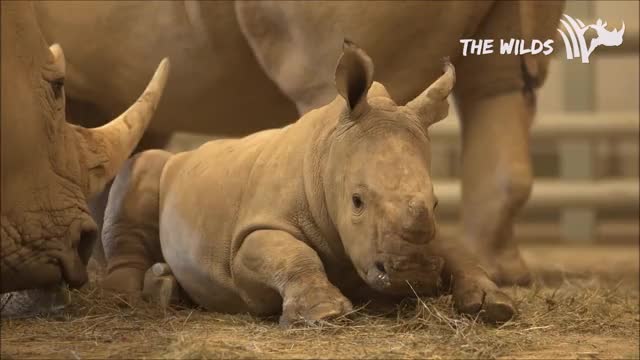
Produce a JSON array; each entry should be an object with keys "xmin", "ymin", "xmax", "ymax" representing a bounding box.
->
[
  {"xmin": 280, "ymin": 284, "xmax": 353, "ymax": 327},
  {"xmin": 454, "ymin": 278, "xmax": 516, "ymax": 324},
  {"xmin": 142, "ymin": 263, "xmax": 180, "ymax": 308},
  {"xmin": 456, "ymin": 288, "xmax": 515, "ymax": 323}
]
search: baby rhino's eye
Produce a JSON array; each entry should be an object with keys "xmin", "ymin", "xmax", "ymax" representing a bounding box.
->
[{"xmin": 352, "ymin": 194, "xmax": 364, "ymax": 209}]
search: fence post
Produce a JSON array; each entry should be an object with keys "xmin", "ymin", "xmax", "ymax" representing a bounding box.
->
[{"xmin": 560, "ymin": 1, "xmax": 596, "ymax": 243}]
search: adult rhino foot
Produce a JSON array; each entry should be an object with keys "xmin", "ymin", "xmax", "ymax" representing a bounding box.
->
[
  {"xmin": 453, "ymin": 275, "xmax": 516, "ymax": 324},
  {"xmin": 280, "ymin": 283, "xmax": 353, "ymax": 327},
  {"xmin": 142, "ymin": 263, "xmax": 180, "ymax": 308},
  {"xmin": 482, "ymin": 246, "xmax": 532, "ymax": 287}
]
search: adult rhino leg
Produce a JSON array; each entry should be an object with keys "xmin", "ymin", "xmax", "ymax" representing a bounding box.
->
[
  {"xmin": 427, "ymin": 239, "xmax": 516, "ymax": 323},
  {"xmin": 458, "ymin": 91, "xmax": 534, "ymax": 286},
  {"xmin": 101, "ymin": 150, "xmax": 171, "ymax": 295},
  {"xmin": 235, "ymin": 1, "xmax": 342, "ymax": 115},
  {"xmin": 233, "ymin": 230, "xmax": 353, "ymax": 327}
]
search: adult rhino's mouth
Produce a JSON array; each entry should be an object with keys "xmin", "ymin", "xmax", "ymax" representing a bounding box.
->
[
  {"xmin": 55, "ymin": 250, "xmax": 88, "ymax": 288},
  {"xmin": 52, "ymin": 218, "xmax": 96, "ymax": 288}
]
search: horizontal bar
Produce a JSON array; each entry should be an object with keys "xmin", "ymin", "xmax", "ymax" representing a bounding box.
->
[
  {"xmin": 437, "ymin": 220, "xmax": 638, "ymax": 243},
  {"xmin": 435, "ymin": 179, "xmax": 639, "ymax": 210},
  {"xmin": 430, "ymin": 112, "xmax": 639, "ymax": 139}
]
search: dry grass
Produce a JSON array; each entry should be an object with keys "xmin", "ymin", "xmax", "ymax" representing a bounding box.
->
[{"xmin": 2, "ymin": 270, "xmax": 638, "ymax": 360}]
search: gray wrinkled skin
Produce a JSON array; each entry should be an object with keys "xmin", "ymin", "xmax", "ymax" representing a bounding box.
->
[
  {"xmin": 102, "ymin": 42, "xmax": 516, "ymax": 326},
  {"xmin": 2, "ymin": 2, "xmax": 94, "ymax": 294}
]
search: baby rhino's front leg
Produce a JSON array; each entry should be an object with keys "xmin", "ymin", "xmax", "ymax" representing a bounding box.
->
[{"xmin": 233, "ymin": 230, "xmax": 353, "ymax": 327}]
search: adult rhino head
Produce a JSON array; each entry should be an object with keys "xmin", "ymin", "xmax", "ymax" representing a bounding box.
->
[
  {"xmin": 1, "ymin": 1, "xmax": 170, "ymax": 293},
  {"xmin": 322, "ymin": 41, "xmax": 453, "ymax": 295}
]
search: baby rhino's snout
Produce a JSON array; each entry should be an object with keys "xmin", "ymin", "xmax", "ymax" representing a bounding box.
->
[{"xmin": 401, "ymin": 196, "xmax": 436, "ymax": 244}]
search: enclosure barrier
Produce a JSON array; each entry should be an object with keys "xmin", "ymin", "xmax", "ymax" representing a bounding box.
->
[
  {"xmin": 437, "ymin": 221, "xmax": 638, "ymax": 244},
  {"xmin": 431, "ymin": 111, "xmax": 639, "ymax": 243},
  {"xmin": 555, "ymin": 4, "xmax": 638, "ymax": 243},
  {"xmin": 434, "ymin": 179, "xmax": 638, "ymax": 211},
  {"xmin": 430, "ymin": 112, "xmax": 639, "ymax": 140}
]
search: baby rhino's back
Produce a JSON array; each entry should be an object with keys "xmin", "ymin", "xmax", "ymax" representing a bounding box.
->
[{"xmin": 157, "ymin": 129, "xmax": 281, "ymax": 312}]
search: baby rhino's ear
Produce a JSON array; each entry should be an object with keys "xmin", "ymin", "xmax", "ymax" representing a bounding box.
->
[
  {"xmin": 406, "ymin": 60, "xmax": 455, "ymax": 127},
  {"xmin": 335, "ymin": 39, "xmax": 374, "ymax": 118}
]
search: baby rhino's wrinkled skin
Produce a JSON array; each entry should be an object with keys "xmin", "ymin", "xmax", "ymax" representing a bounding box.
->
[{"xmin": 102, "ymin": 42, "xmax": 515, "ymax": 325}]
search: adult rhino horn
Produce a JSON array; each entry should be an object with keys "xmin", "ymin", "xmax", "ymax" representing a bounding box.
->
[
  {"xmin": 406, "ymin": 59, "xmax": 455, "ymax": 127},
  {"xmin": 82, "ymin": 58, "xmax": 170, "ymax": 197}
]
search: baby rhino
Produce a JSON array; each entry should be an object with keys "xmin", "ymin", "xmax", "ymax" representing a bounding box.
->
[{"xmin": 102, "ymin": 41, "xmax": 515, "ymax": 325}]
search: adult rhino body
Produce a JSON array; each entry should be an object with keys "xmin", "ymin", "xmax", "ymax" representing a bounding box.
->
[
  {"xmin": 102, "ymin": 43, "xmax": 516, "ymax": 325},
  {"xmin": 33, "ymin": 0, "xmax": 565, "ymax": 285},
  {"xmin": 0, "ymin": 1, "xmax": 170, "ymax": 294},
  {"xmin": 33, "ymin": 0, "xmax": 299, "ymax": 135}
]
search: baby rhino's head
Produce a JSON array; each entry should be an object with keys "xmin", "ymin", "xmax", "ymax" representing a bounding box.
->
[{"xmin": 323, "ymin": 41, "xmax": 454, "ymax": 296}]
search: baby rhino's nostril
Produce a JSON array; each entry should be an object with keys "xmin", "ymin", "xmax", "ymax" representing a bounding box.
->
[{"xmin": 375, "ymin": 261, "xmax": 387, "ymax": 274}]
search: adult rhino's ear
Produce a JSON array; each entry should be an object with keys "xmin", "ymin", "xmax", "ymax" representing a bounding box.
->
[
  {"xmin": 335, "ymin": 39, "xmax": 374, "ymax": 118},
  {"xmin": 47, "ymin": 44, "xmax": 66, "ymax": 76},
  {"xmin": 406, "ymin": 60, "xmax": 455, "ymax": 127},
  {"xmin": 43, "ymin": 44, "xmax": 66, "ymax": 99}
]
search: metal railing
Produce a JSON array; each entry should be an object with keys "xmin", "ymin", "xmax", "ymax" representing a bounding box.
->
[{"xmin": 430, "ymin": 112, "xmax": 638, "ymax": 140}]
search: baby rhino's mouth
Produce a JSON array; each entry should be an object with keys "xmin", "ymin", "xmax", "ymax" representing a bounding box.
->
[
  {"xmin": 367, "ymin": 261, "xmax": 392, "ymax": 289},
  {"xmin": 365, "ymin": 254, "xmax": 445, "ymax": 297}
]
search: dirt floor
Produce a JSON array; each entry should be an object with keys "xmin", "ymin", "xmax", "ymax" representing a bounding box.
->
[{"xmin": 1, "ymin": 244, "xmax": 638, "ymax": 359}]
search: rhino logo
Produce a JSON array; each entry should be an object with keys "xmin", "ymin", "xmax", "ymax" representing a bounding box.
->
[{"xmin": 558, "ymin": 14, "xmax": 625, "ymax": 63}]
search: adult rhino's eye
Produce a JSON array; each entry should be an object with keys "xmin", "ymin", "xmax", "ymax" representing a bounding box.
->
[
  {"xmin": 352, "ymin": 194, "xmax": 364, "ymax": 210},
  {"xmin": 434, "ymin": 199, "xmax": 439, "ymax": 210}
]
